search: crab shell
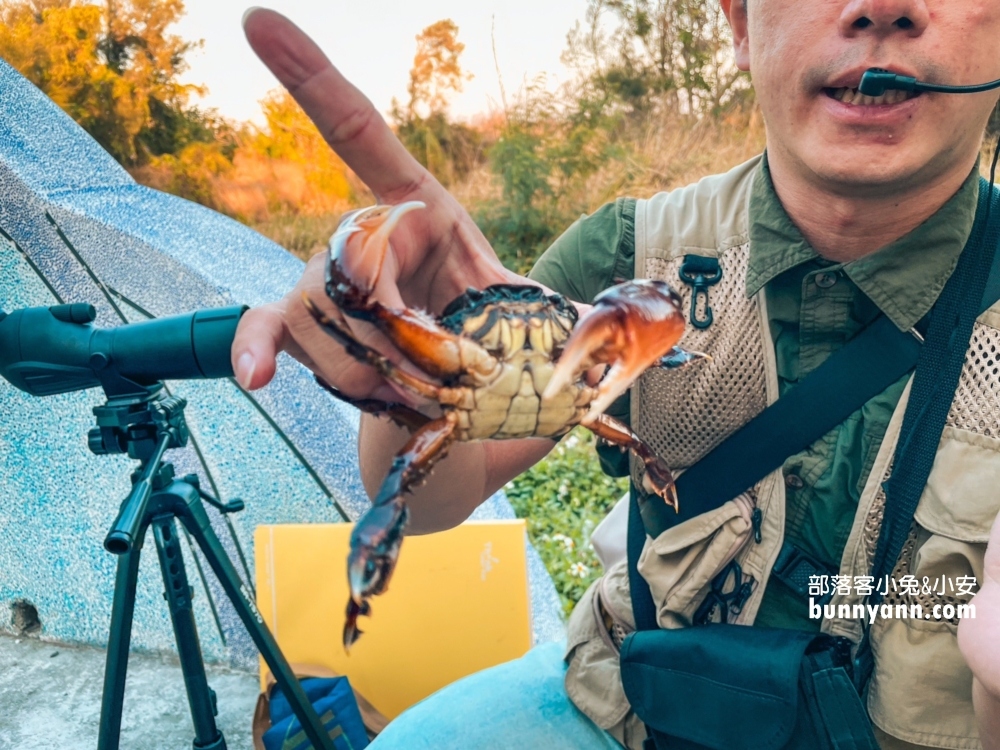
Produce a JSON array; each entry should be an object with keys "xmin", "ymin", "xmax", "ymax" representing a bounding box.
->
[{"xmin": 434, "ymin": 285, "xmax": 597, "ymax": 440}]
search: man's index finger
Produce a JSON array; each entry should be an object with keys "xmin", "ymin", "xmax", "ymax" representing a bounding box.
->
[{"xmin": 242, "ymin": 8, "xmax": 440, "ymax": 203}]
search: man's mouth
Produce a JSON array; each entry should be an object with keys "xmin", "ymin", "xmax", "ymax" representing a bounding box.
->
[{"xmin": 823, "ymin": 86, "xmax": 919, "ymax": 106}]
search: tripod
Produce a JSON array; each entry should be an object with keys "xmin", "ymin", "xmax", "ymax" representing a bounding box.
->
[{"xmin": 92, "ymin": 385, "xmax": 336, "ymax": 750}]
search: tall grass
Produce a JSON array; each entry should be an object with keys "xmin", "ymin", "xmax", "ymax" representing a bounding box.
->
[{"xmin": 241, "ymin": 106, "xmax": 766, "ymax": 262}]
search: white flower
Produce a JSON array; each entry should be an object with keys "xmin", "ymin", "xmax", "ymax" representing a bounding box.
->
[
  {"xmin": 569, "ymin": 562, "xmax": 590, "ymax": 578},
  {"xmin": 551, "ymin": 533, "xmax": 575, "ymax": 551}
]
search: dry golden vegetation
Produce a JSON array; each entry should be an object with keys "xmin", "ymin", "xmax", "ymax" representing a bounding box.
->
[{"xmin": 0, "ymin": 0, "xmax": 768, "ymax": 268}]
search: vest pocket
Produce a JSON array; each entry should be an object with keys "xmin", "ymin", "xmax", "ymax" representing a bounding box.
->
[
  {"xmin": 638, "ymin": 494, "xmax": 755, "ymax": 627},
  {"xmin": 915, "ymin": 426, "xmax": 1000, "ymax": 543},
  {"xmin": 564, "ymin": 568, "xmax": 633, "ymax": 730},
  {"xmin": 563, "ymin": 494, "xmax": 756, "ymax": 735},
  {"xmin": 867, "ymin": 444, "xmax": 990, "ymax": 750}
]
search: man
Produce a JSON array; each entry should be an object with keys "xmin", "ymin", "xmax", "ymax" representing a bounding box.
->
[{"xmin": 234, "ymin": 2, "xmax": 1000, "ymax": 747}]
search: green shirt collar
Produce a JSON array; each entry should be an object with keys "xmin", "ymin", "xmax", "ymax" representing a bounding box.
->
[{"xmin": 746, "ymin": 154, "xmax": 980, "ymax": 330}]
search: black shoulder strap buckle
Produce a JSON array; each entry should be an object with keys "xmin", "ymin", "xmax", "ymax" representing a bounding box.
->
[
  {"xmin": 771, "ymin": 540, "xmax": 837, "ymax": 605},
  {"xmin": 678, "ymin": 255, "xmax": 722, "ymax": 329}
]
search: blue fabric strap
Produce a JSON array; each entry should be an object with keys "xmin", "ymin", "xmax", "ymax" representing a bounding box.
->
[{"xmin": 629, "ymin": 484, "xmax": 659, "ymax": 631}]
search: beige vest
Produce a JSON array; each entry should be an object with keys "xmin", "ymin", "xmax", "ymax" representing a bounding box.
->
[{"xmin": 564, "ymin": 155, "xmax": 1000, "ymax": 750}]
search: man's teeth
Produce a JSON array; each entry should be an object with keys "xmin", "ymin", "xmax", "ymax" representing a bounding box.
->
[{"xmin": 829, "ymin": 87, "xmax": 912, "ymax": 105}]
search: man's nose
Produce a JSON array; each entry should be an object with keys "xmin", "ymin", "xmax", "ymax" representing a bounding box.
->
[{"xmin": 839, "ymin": 0, "xmax": 930, "ymax": 37}]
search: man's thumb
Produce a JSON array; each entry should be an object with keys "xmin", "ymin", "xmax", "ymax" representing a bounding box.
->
[{"xmin": 231, "ymin": 302, "xmax": 286, "ymax": 390}]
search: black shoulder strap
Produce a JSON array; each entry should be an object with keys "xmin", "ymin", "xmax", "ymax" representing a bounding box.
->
[
  {"xmin": 850, "ymin": 179, "xmax": 1000, "ymax": 690},
  {"xmin": 870, "ymin": 179, "xmax": 1000, "ymax": 586},
  {"xmin": 630, "ymin": 180, "xmax": 1000, "ymax": 633}
]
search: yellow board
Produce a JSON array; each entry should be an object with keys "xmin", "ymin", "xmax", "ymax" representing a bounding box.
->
[{"xmin": 254, "ymin": 520, "xmax": 533, "ymax": 719}]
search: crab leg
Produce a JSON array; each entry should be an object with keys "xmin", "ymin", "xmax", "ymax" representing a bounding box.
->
[
  {"xmin": 543, "ymin": 280, "xmax": 702, "ymax": 423},
  {"xmin": 303, "ymin": 295, "xmax": 441, "ymax": 400},
  {"xmin": 316, "ymin": 376, "xmax": 432, "ymax": 432},
  {"xmin": 344, "ymin": 412, "xmax": 459, "ymax": 649},
  {"xmin": 362, "ymin": 305, "xmax": 499, "ymax": 381},
  {"xmin": 324, "ymin": 202, "xmax": 499, "ymax": 382},
  {"xmin": 587, "ymin": 414, "xmax": 679, "ymax": 511}
]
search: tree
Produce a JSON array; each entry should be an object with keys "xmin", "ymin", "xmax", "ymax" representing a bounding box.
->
[
  {"xmin": 406, "ymin": 19, "xmax": 471, "ymax": 118},
  {"xmin": 245, "ymin": 89, "xmax": 353, "ymax": 211},
  {"xmin": 475, "ymin": 79, "xmax": 620, "ymax": 274},
  {"xmin": 564, "ymin": 0, "xmax": 751, "ymax": 118},
  {"xmin": 0, "ymin": 0, "xmax": 209, "ymax": 166},
  {"xmin": 393, "ymin": 19, "xmax": 482, "ymax": 186}
]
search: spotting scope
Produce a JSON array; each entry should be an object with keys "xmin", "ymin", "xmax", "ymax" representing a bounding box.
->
[{"xmin": 0, "ymin": 303, "xmax": 247, "ymax": 399}]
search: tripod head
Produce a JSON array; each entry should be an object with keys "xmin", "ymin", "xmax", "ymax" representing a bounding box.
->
[
  {"xmin": 94, "ymin": 383, "xmax": 244, "ymax": 554},
  {"xmin": 90, "ymin": 386, "xmax": 188, "ymax": 462},
  {"xmin": 98, "ymin": 388, "xmax": 191, "ymax": 554}
]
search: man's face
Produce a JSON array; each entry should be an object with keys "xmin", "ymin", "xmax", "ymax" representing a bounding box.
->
[{"xmin": 731, "ymin": 0, "xmax": 1000, "ymax": 196}]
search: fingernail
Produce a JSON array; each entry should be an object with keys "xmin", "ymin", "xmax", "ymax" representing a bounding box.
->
[
  {"xmin": 241, "ymin": 6, "xmax": 264, "ymax": 28},
  {"xmin": 235, "ymin": 352, "xmax": 256, "ymax": 389}
]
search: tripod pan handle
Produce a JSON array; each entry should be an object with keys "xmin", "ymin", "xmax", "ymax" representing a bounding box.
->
[{"xmin": 104, "ymin": 432, "xmax": 172, "ymax": 554}]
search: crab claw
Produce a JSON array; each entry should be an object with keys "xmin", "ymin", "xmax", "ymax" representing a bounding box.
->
[
  {"xmin": 328, "ymin": 201, "xmax": 425, "ymax": 304},
  {"xmin": 544, "ymin": 280, "xmax": 693, "ymax": 423},
  {"xmin": 342, "ymin": 497, "xmax": 409, "ymax": 650},
  {"xmin": 343, "ymin": 598, "xmax": 371, "ymax": 650}
]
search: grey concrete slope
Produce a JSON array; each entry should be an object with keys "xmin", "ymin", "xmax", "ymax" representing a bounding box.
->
[{"xmin": 0, "ymin": 633, "xmax": 259, "ymax": 750}]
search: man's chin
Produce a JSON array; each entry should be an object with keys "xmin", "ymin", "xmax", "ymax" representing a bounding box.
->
[{"xmin": 800, "ymin": 145, "xmax": 935, "ymax": 197}]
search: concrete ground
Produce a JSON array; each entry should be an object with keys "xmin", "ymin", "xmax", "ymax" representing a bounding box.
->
[{"xmin": 0, "ymin": 633, "xmax": 260, "ymax": 750}]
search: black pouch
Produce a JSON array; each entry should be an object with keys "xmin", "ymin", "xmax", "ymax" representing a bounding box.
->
[{"xmin": 619, "ymin": 624, "xmax": 878, "ymax": 750}]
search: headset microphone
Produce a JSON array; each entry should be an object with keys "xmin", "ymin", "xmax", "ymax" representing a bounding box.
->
[
  {"xmin": 857, "ymin": 67, "xmax": 1000, "ymax": 262},
  {"xmin": 859, "ymin": 68, "xmax": 1000, "ymax": 96}
]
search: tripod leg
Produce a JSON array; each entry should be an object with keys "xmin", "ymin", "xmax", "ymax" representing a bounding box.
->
[
  {"xmin": 98, "ymin": 548, "xmax": 141, "ymax": 750},
  {"xmin": 152, "ymin": 515, "xmax": 226, "ymax": 750},
  {"xmin": 181, "ymin": 506, "xmax": 337, "ymax": 750}
]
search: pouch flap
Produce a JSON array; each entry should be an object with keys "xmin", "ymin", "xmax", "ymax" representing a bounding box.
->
[
  {"xmin": 619, "ymin": 625, "xmax": 817, "ymax": 750},
  {"xmin": 646, "ymin": 497, "xmax": 749, "ymax": 556}
]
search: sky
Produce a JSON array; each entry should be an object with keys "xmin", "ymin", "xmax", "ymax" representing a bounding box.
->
[{"xmin": 172, "ymin": 1, "xmax": 590, "ymax": 125}]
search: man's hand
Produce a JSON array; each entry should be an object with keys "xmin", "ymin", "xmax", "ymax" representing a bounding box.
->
[
  {"xmin": 231, "ymin": 8, "xmax": 518, "ymax": 397},
  {"xmin": 958, "ymin": 512, "xmax": 1000, "ymax": 747}
]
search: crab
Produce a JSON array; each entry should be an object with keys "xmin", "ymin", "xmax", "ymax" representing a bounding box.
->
[{"xmin": 302, "ymin": 202, "xmax": 703, "ymax": 648}]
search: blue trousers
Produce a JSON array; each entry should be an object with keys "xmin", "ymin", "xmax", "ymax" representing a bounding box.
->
[{"xmin": 368, "ymin": 641, "xmax": 624, "ymax": 749}]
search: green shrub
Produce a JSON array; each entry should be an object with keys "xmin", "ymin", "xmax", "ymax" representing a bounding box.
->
[{"xmin": 506, "ymin": 427, "xmax": 628, "ymax": 616}]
